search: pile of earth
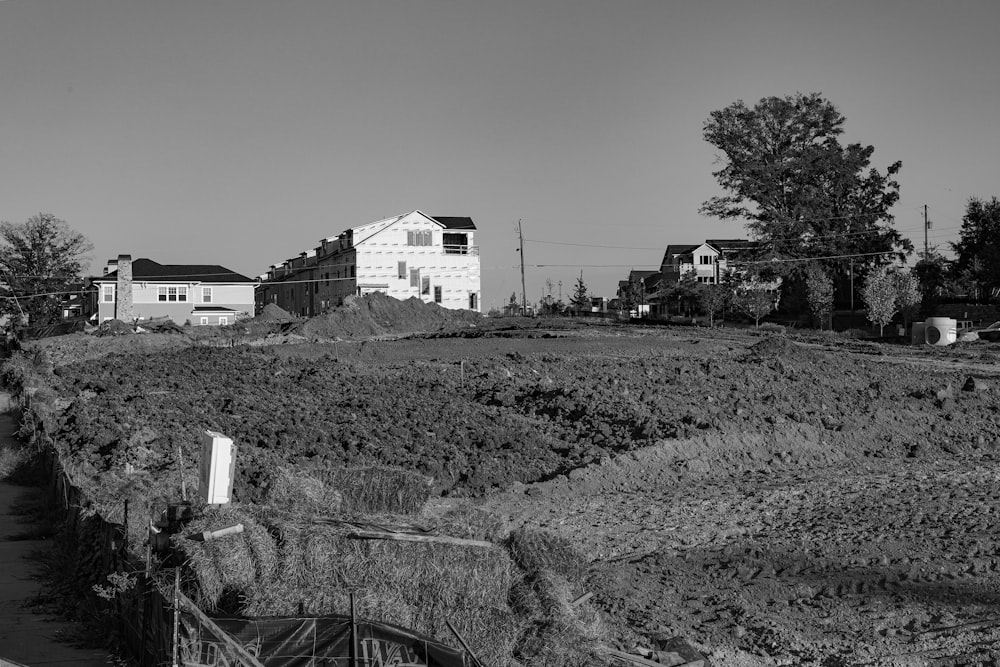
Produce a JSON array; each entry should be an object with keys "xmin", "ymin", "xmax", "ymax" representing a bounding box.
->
[
  {"xmin": 25, "ymin": 293, "xmax": 483, "ymax": 366},
  {"xmin": 295, "ymin": 293, "xmax": 482, "ymax": 339},
  {"xmin": 46, "ymin": 332, "xmax": 1000, "ymax": 502}
]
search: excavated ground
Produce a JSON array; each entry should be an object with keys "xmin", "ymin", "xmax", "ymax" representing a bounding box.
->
[{"xmin": 30, "ymin": 316, "xmax": 1000, "ymax": 666}]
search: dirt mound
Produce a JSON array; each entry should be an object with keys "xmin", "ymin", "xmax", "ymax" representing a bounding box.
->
[
  {"xmin": 746, "ymin": 335, "xmax": 818, "ymax": 362},
  {"xmin": 256, "ymin": 303, "xmax": 294, "ymax": 322},
  {"xmin": 297, "ymin": 293, "xmax": 480, "ymax": 339},
  {"xmin": 94, "ymin": 319, "xmax": 134, "ymax": 337}
]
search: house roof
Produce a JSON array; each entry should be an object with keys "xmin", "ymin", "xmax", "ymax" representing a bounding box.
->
[
  {"xmin": 705, "ymin": 238, "xmax": 755, "ymax": 252},
  {"xmin": 98, "ymin": 259, "xmax": 255, "ymax": 284},
  {"xmin": 660, "ymin": 244, "xmax": 698, "ymax": 267},
  {"xmin": 428, "ymin": 216, "xmax": 476, "ymax": 230},
  {"xmin": 192, "ymin": 306, "xmax": 238, "ymax": 313}
]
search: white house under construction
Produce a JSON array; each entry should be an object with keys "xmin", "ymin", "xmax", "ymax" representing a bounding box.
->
[{"xmin": 256, "ymin": 210, "xmax": 481, "ymax": 316}]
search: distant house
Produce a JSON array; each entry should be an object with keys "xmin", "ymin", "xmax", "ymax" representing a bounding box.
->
[
  {"xmin": 616, "ymin": 269, "xmax": 659, "ymax": 317},
  {"xmin": 89, "ymin": 255, "xmax": 256, "ymax": 325},
  {"xmin": 660, "ymin": 238, "xmax": 770, "ymax": 283},
  {"xmin": 257, "ymin": 210, "xmax": 481, "ymax": 316}
]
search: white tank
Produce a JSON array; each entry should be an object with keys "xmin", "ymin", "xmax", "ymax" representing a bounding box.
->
[{"xmin": 924, "ymin": 317, "xmax": 957, "ymax": 346}]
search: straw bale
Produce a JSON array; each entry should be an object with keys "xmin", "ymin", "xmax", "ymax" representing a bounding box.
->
[
  {"xmin": 173, "ymin": 506, "xmax": 279, "ymax": 612},
  {"xmin": 422, "ymin": 500, "xmax": 508, "ymax": 543},
  {"xmin": 505, "ymin": 526, "xmax": 589, "ymax": 581},
  {"xmin": 322, "ymin": 465, "xmax": 433, "ymax": 515},
  {"xmin": 263, "ymin": 466, "xmax": 343, "ymax": 514}
]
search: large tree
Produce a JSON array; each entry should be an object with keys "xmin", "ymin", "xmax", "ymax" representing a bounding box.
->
[
  {"xmin": 950, "ymin": 196, "xmax": 1000, "ymax": 302},
  {"xmin": 701, "ymin": 93, "xmax": 912, "ymax": 296},
  {"xmin": 0, "ymin": 213, "xmax": 93, "ymax": 327}
]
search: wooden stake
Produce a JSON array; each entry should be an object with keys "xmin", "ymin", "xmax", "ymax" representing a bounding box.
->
[
  {"xmin": 346, "ymin": 529, "xmax": 492, "ymax": 548},
  {"xmin": 176, "ymin": 445, "xmax": 187, "ymax": 501},
  {"xmin": 446, "ymin": 619, "xmax": 485, "ymax": 667},
  {"xmin": 172, "ymin": 568, "xmax": 180, "ymax": 667},
  {"xmin": 350, "ymin": 591, "xmax": 358, "ymax": 667}
]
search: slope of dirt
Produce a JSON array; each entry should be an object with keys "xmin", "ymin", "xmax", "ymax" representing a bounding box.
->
[{"xmin": 30, "ymin": 323, "xmax": 1000, "ymax": 665}]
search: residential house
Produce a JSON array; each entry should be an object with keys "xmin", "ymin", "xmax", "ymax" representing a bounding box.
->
[
  {"xmin": 89, "ymin": 255, "xmax": 256, "ymax": 325},
  {"xmin": 616, "ymin": 269, "xmax": 659, "ymax": 317},
  {"xmin": 257, "ymin": 210, "xmax": 481, "ymax": 315}
]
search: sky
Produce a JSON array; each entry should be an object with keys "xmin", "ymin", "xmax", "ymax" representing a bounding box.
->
[{"xmin": 1, "ymin": 0, "xmax": 998, "ymax": 312}]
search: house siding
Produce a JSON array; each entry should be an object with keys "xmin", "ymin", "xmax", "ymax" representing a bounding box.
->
[{"xmin": 93, "ymin": 280, "xmax": 254, "ymax": 324}]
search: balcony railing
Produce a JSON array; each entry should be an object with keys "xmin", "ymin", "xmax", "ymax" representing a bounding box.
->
[{"xmin": 443, "ymin": 245, "xmax": 479, "ymax": 256}]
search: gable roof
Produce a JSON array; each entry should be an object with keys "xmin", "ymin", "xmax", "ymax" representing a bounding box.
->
[
  {"xmin": 99, "ymin": 259, "xmax": 254, "ymax": 284},
  {"xmin": 660, "ymin": 244, "xmax": 698, "ymax": 268}
]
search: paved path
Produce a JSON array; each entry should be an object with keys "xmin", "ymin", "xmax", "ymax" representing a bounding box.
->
[{"xmin": 0, "ymin": 407, "xmax": 113, "ymax": 667}]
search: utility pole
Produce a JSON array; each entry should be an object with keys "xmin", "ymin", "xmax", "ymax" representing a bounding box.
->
[
  {"xmin": 517, "ymin": 219, "xmax": 527, "ymax": 316},
  {"xmin": 923, "ymin": 204, "xmax": 930, "ymax": 260},
  {"xmin": 849, "ymin": 258, "xmax": 854, "ymax": 312}
]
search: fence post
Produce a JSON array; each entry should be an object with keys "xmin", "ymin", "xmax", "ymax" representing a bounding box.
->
[{"xmin": 172, "ymin": 568, "xmax": 180, "ymax": 667}]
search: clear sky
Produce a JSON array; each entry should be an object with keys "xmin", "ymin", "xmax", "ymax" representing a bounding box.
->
[{"xmin": 1, "ymin": 0, "xmax": 997, "ymax": 311}]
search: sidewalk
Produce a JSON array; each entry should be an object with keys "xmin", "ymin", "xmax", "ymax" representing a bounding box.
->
[{"xmin": 0, "ymin": 407, "xmax": 114, "ymax": 667}]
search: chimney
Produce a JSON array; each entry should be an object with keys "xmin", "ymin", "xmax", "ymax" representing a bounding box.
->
[{"xmin": 116, "ymin": 254, "xmax": 133, "ymax": 321}]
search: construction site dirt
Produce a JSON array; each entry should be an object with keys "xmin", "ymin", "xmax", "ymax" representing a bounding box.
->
[{"xmin": 27, "ymin": 308, "xmax": 1000, "ymax": 666}]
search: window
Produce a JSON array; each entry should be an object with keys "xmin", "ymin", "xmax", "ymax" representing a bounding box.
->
[
  {"xmin": 410, "ymin": 269, "xmax": 419, "ymax": 288},
  {"xmin": 469, "ymin": 293, "xmax": 478, "ymax": 310},
  {"xmin": 421, "ymin": 276, "xmax": 430, "ymax": 296},
  {"xmin": 219, "ymin": 316, "xmax": 228, "ymax": 325},
  {"xmin": 102, "ymin": 285, "xmax": 115, "ymax": 302},
  {"xmin": 200, "ymin": 317, "xmax": 209, "ymax": 325},
  {"xmin": 158, "ymin": 286, "xmax": 188, "ymax": 302},
  {"xmin": 699, "ymin": 255, "xmax": 714, "ymax": 265},
  {"xmin": 434, "ymin": 286, "xmax": 442, "ymax": 303},
  {"xmin": 350, "ymin": 265, "xmax": 356, "ymax": 278},
  {"xmin": 407, "ymin": 230, "xmax": 432, "ymax": 246},
  {"xmin": 202, "ymin": 287, "xmax": 212, "ymax": 303},
  {"xmin": 398, "ymin": 261, "xmax": 407, "ymax": 280}
]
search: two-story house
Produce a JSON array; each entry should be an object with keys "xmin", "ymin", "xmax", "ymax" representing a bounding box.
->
[
  {"xmin": 257, "ymin": 210, "xmax": 481, "ymax": 315},
  {"xmin": 90, "ymin": 255, "xmax": 256, "ymax": 325}
]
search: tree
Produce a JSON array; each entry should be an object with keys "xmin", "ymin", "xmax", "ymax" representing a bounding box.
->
[
  {"xmin": 661, "ymin": 269, "xmax": 700, "ymax": 317},
  {"xmin": 618, "ymin": 276, "xmax": 645, "ymax": 317},
  {"xmin": 569, "ymin": 271, "xmax": 589, "ymax": 314},
  {"xmin": 805, "ymin": 264, "xmax": 834, "ymax": 329},
  {"xmin": 0, "ymin": 213, "xmax": 93, "ymax": 327},
  {"xmin": 701, "ymin": 93, "xmax": 912, "ymax": 307},
  {"xmin": 861, "ymin": 266, "xmax": 897, "ymax": 336},
  {"xmin": 893, "ymin": 271, "xmax": 921, "ymax": 328},
  {"xmin": 734, "ymin": 284, "xmax": 776, "ymax": 327},
  {"xmin": 913, "ymin": 251, "xmax": 950, "ymax": 316},
  {"xmin": 950, "ymin": 196, "xmax": 1000, "ymax": 302},
  {"xmin": 698, "ymin": 283, "xmax": 729, "ymax": 327}
]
